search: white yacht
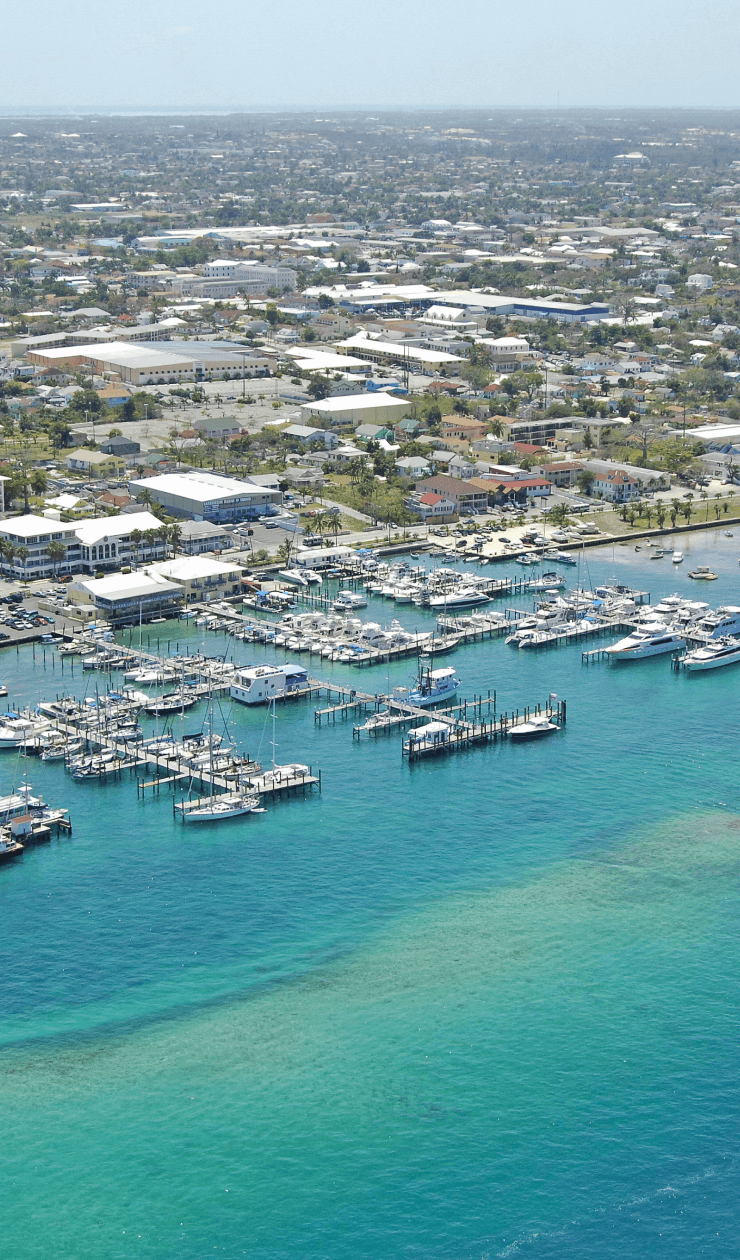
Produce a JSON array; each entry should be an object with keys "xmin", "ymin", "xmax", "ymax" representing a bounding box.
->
[
  {"xmin": 682, "ymin": 637, "xmax": 740, "ymax": 672},
  {"xmin": 695, "ymin": 605, "xmax": 740, "ymax": 639},
  {"xmin": 672, "ymin": 551, "xmax": 684, "ymax": 564},
  {"xmin": 392, "ymin": 666, "xmax": 460, "ymax": 709},
  {"xmin": 428, "ymin": 588, "xmax": 490, "ymax": 609},
  {"xmin": 0, "ymin": 712, "xmax": 50, "ymax": 748},
  {"xmin": 230, "ymin": 664, "xmax": 309, "ymax": 706},
  {"xmin": 182, "ymin": 791, "xmax": 264, "ymax": 822},
  {"xmin": 606, "ymin": 628, "xmax": 686, "ymax": 660},
  {"xmin": 333, "ymin": 591, "xmax": 367, "ymax": 611}
]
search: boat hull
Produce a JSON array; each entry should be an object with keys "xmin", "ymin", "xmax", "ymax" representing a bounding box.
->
[{"xmin": 684, "ymin": 651, "xmax": 740, "ymax": 671}]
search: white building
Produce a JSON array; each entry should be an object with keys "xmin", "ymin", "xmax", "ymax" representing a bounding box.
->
[
  {"xmin": 130, "ymin": 471, "xmax": 281, "ymax": 522},
  {"xmin": 202, "ymin": 259, "xmax": 297, "ymax": 291},
  {"xmin": 593, "ymin": 470, "xmax": 641, "ymax": 502},
  {"xmin": 688, "ymin": 274, "xmax": 714, "ymax": 290},
  {"xmin": 0, "ymin": 516, "xmax": 81, "ymax": 580},
  {"xmin": 299, "ymin": 391, "xmax": 409, "ymax": 428},
  {"xmin": 68, "ymin": 571, "xmax": 184, "ymax": 625},
  {"xmin": 613, "ymin": 152, "xmax": 650, "ymax": 168},
  {"xmin": 74, "ymin": 511, "xmax": 166, "ymax": 573}
]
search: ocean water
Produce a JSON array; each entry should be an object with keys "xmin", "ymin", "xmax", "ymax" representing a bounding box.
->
[{"xmin": 1, "ymin": 530, "xmax": 740, "ymax": 1259}]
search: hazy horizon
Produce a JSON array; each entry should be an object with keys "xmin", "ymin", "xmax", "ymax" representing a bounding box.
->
[{"xmin": 5, "ymin": 0, "xmax": 740, "ymax": 114}]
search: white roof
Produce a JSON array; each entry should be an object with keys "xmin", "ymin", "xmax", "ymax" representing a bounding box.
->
[
  {"xmin": 0, "ymin": 514, "xmax": 76, "ymax": 539},
  {"xmin": 690, "ymin": 423, "xmax": 740, "ymax": 440},
  {"xmin": 74, "ymin": 511, "xmax": 162, "ymax": 546},
  {"xmin": 289, "ymin": 348, "xmax": 369, "ymax": 371},
  {"xmin": 31, "ymin": 341, "xmax": 194, "ymax": 370},
  {"xmin": 301, "ymin": 391, "xmax": 408, "ymax": 415},
  {"xmin": 76, "ymin": 571, "xmax": 180, "ymax": 598},
  {"xmin": 148, "ymin": 557, "xmax": 242, "ymax": 582},
  {"xmin": 130, "ymin": 471, "xmax": 263, "ymax": 504},
  {"xmin": 337, "ymin": 334, "xmax": 463, "ymax": 364}
]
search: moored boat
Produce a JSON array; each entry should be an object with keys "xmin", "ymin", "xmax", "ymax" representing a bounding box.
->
[
  {"xmin": 682, "ymin": 637, "xmax": 740, "ymax": 671},
  {"xmin": 508, "ymin": 715, "xmax": 560, "ymax": 740}
]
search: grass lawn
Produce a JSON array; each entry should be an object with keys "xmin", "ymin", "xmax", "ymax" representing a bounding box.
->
[{"xmin": 574, "ymin": 494, "xmax": 740, "ymax": 537}]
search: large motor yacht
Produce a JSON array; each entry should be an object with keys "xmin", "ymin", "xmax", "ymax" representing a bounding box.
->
[{"xmin": 606, "ymin": 628, "xmax": 686, "ymax": 660}]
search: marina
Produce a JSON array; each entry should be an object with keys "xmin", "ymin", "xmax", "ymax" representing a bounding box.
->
[{"xmin": 3, "ymin": 534, "xmax": 740, "ymax": 864}]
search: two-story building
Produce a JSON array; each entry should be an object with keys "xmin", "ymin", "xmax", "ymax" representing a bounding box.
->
[
  {"xmin": 414, "ymin": 475, "xmax": 489, "ymax": 515},
  {"xmin": 146, "ymin": 556, "xmax": 243, "ymax": 602},
  {"xmin": 405, "ymin": 491, "xmax": 457, "ymax": 523},
  {"xmin": 66, "ymin": 449, "xmax": 128, "ymax": 477},
  {"xmin": 440, "ymin": 416, "xmax": 490, "ymax": 443},
  {"xmin": 593, "ymin": 470, "xmax": 641, "ymax": 502}
]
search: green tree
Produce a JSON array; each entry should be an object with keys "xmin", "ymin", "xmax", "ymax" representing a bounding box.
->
[
  {"xmin": 47, "ymin": 540, "xmax": 67, "ymax": 577},
  {"xmin": 576, "ymin": 470, "xmax": 595, "ymax": 495},
  {"xmin": 307, "ymin": 377, "xmax": 331, "ymax": 401},
  {"xmin": 30, "ymin": 469, "xmax": 47, "ymax": 495},
  {"xmin": 129, "ymin": 529, "xmax": 142, "ymax": 568},
  {"xmin": 15, "ymin": 545, "xmax": 28, "ymax": 580}
]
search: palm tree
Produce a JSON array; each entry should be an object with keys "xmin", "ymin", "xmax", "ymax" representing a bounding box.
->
[
  {"xmin": 169, "ymin": 523, "xmax": 182, "ymax": 557},
  {"xmin": 700, "ymin": 489, "xmax": 709, "ymax": 520},
  {"xmin": 143, "ymin": 528, "xmax": 159, "ymax": 559},
  {"xmin": 156, "ymin": 524, "xmax": 170, "ymax": 558},
  {"xmin": 15, "ymin": 546, "xmax": 28, "ymax": 582},
  {"xmin": 129, "ymin": 529, "xmax": 142, "ymax": 569},
  {"xmin": 683, "ymin": 502, "xmax": 693, "ymax": 524},
  {"xmin": 325, "ymin": 508, "xmax": 341, "ymax": 545},
  {"xmin": 0, "ymin": 539, "xmax": 14, "ymax": 574},
  {"xmin": 656, "ymin": 505, "xmax": 666, "ymax": 529},
  {"xmin": 47, "ymin": 540, "xmax": 67, "ymax": 579}
]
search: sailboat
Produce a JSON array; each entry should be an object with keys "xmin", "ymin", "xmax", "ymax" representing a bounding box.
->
[{"xmin": 181, "ymin": 694, "xmax": 265, "ymax": 822}]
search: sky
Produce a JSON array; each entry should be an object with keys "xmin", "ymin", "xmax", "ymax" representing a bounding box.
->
[{"xmin": 3, "ymin": 0, "xmax": 740, "ymax": 114}]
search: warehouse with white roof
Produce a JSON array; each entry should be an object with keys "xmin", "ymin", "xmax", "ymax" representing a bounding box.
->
[
  {"xmin": 299, "ymin": 391, "xmax": 409, "ymax": 427},
  {"xmin": 130, "ymin": 471, "xmax": 281, "ymax": 522}
]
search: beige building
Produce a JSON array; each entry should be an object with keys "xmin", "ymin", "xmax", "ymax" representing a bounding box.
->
[{"xmin": 146, "ymin": 556, "xmax": 243, "ymax": 602}]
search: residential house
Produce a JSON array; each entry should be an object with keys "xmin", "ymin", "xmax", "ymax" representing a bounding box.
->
[
  {"xmin": 66, "ymin": 449, "xmax": 128, "ymax": 477},
  {"xmin": 355, "ymin": 423, "xmax": 394, "ymax": 442},
  {"xmin": 414, "ymin": 475, "xmax": 489, "ymax": 515},
  {"xmin": 593, "ymin": 470, "xmax": 641, "ymax": 502},
  {"xmin": 281, "ymin": 424, "xmax": 339, "ymax": 449},
  {"xmin": 395, "ymin": 456, "xmax": 431, "ymax": 478},
  {"xmin": 394, "ymin": 417, "xmax": 422, "ymax": 439},
  {"xmin": 440, "ymin": 416, "xmax": 489, "ymax": 442},
  {"xmin": 405, "ymin": 491, "xmax": 457, "ymax": 523},
  {"xmin": 96, "ymin": 383, "xmax": 133, "ymax": 407},
  {"xmin": 470, "ymin": 476, "xmax": 552, "ymax": 506}
]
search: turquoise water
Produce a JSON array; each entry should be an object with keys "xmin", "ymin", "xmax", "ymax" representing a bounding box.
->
[{"xmin": 2, "ymin": 530, "xmax": 740, "ymax": 1258}]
